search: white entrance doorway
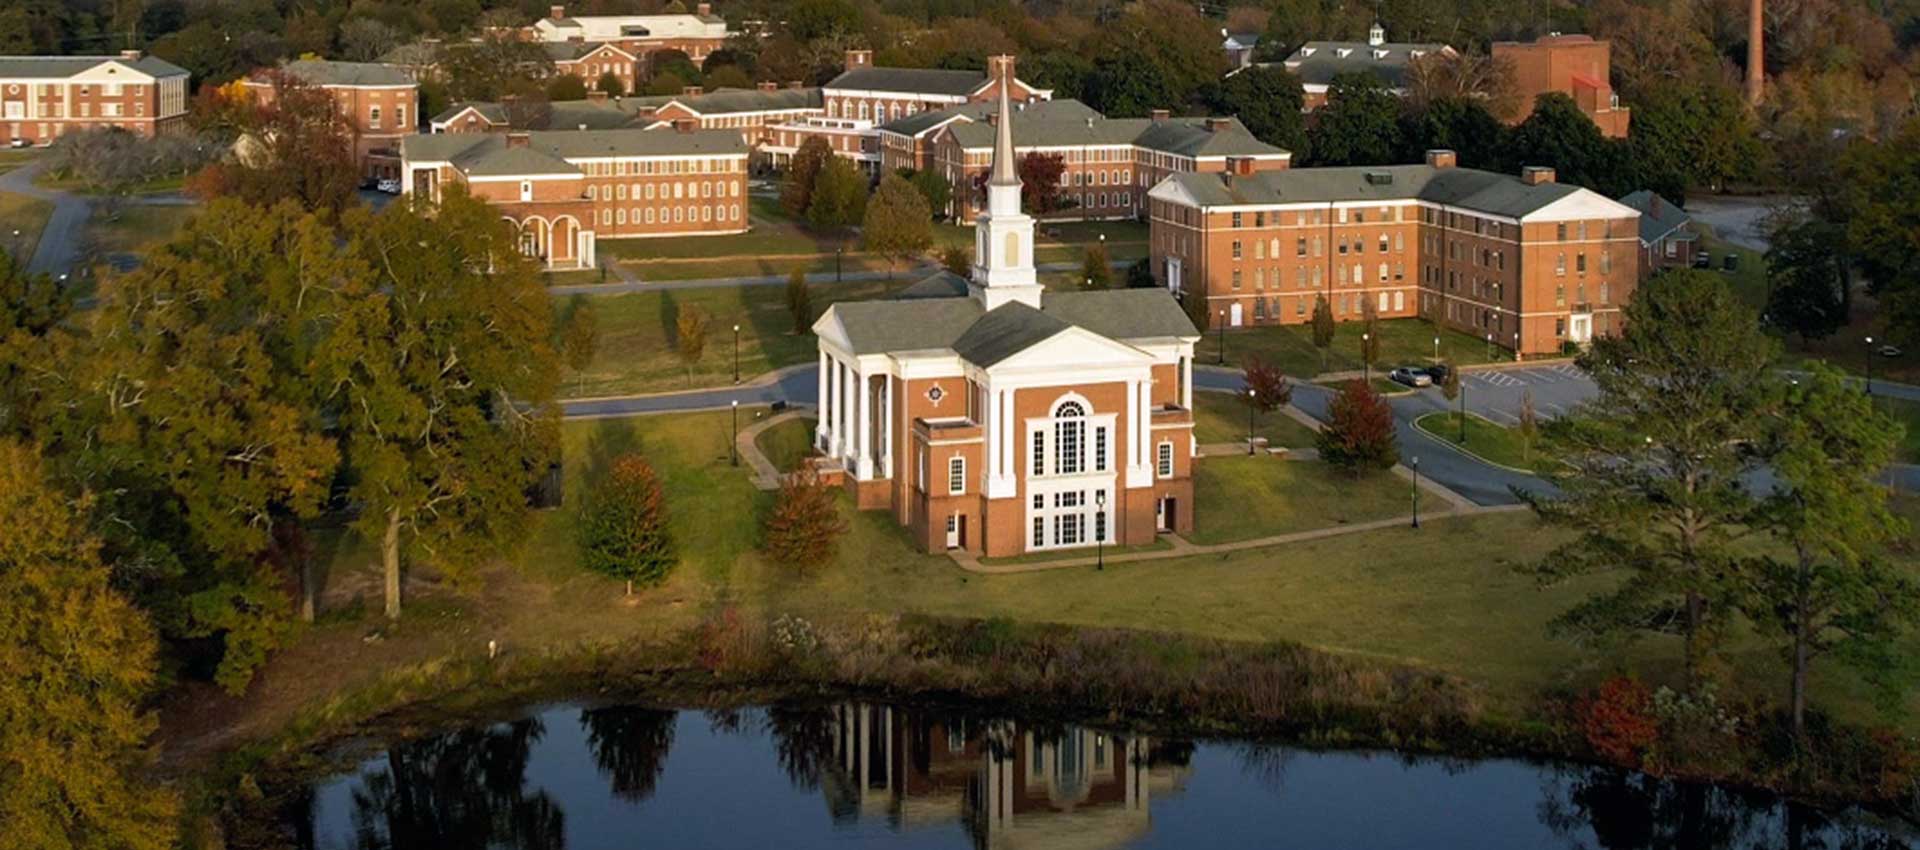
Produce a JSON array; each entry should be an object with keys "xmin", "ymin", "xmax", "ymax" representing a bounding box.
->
[
  {"xmin": 1569, "ymin": 313, "xmax": 1593, "ymax": 345},
  {"xmin": 1229, "ymin": 302, "xmax": 1243, "ymax": 327},
  {"xmin": 945, "ymin": 514, "xmax": 962, "ymax": 549},
  {"xmin": 1165, "ymin": 257, "xmax": 1182, "ymax": 294}
]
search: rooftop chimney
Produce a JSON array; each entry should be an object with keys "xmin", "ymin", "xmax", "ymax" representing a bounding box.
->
[
  {"xmin": 683, "ymin": 85, "xmax": 704, "ymax": 96},
  {"xmin": 506, "ymin": 131, "xmax": 531, "ymax": 148},
  {"xmin": 1425, "ymin": 149, "xmax": 1457, "ymax": 168},
  {"xmin": 1204, "ymin": 117, "xmax": 1231, "ymax": 133},
  {"xmin": 550, "ymin": 5, "xmax": 566, "ymax": 19},
  {"xmin": 1521, "ymin": 165, "xmax": 1556, "ymax": 185},
  {"xmin": 696, "ymin": 2, "xmax": 712, "ymax": 15},
  {"xmin": 1149, "ymin": 108, "xmax": 1170, "ymax": 121},
  {"xmin": 119, "ymin": 49, "xmax": 143, "ymax": 61},
  {"xmin": 758, "ymin": 80, "xmax": 778, "ymax": 92},
  {"xmin": 844, "ymin": 49, "xmax": 873, "ymax": 72}
]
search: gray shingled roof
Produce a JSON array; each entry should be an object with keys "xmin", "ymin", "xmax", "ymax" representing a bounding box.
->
[
  {"xmin": 945, "ymin": 114, "xmax": 1285, "ymax": 158},
  {"xmin": 433, "ymin": 98, "xmax": 656, "ymax": 130},
  {"xmin": 668, "ymin": 87, "xmax": 821, "ymax": 115},
  {"xmin": 1161, "ymin": 164, "xmax": 1582, "ymax": 218},
  {"xmin": 832, "ymin": 278, "xmax": 1197, "ymax": 363},
  {"xmin": 0, "ymin": 54, "xmax": 188, "ymax": 79},
  {"xmin": 278, "ymin": 58, "xmax": 414, "ymax": 87},
  {"xmin": 878, "ymin": 98, "xmax": 1101, "ymax": 137},
  {"xmin": 1282, "ymin": 41, "xmax": 1448, "ymax": 87},
  {"xmin": 1618, "ymin": 189, "xmax": 1694, "ymax": 244},
  {"xmin": 827, "ymin": 66, "xmax": 988, "ymax": 96},
  {"xmin": 542, "ymin": 41, "xmax": 629, "ymax": 61},
  {"xmin": 433, "ymin": 101, "xmax": 508, "ymax": 125},
  {"xmin": 403, "ymin": 127, "xmax": 746, "ymax": 176}
]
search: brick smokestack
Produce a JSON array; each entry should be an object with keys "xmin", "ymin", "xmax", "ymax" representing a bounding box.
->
[{"xmin": 1745, "ymin": 0, "xmax": 1764, "ymax": 104}]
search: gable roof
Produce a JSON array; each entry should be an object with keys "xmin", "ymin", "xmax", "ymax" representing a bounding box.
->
[
  {"xmin": 1617, "ymin": 189, "xmax": 1693, "ymax": 244},
  {"xmin": 431, "ymin": 98, "xmax": 654, "ymax": 131},
  {"xmin": 1155, "ymin": 163, "xmax": 1597, "ymax": 219},
  {"xmin": 0, "ymin": 54, "xmax": 188, "ymax": 80},
  {"xmin": 944, "ymin": 113, "xmax": 1286, "ymax": 159},
  {"xmin": 402, "ymin": 127, "xmax": 746, "ymax": 176},
  {"xmin": 658, "ymin": 86, "xmax": 822, "ymax": 116},
  {"xmin": 828, "ymin": 279, "xmax": 1198, "ymax": 364},
  {"xmin": 542, "ymin": 41, "xmax": 634, "ymax": 62},
  {"xmin": 951, "ymin": 302, "xmax": 1074, "ymax": 367},
  {"xmin": 826, "ymin": 66, "xmax": 990, "ymax": 96},
  {"xmin": 878, "ymin": 98, "xmax": 1101, "ymax": 138},
  {"xmin": 532, "ymin": 12, "xmax": 727, "ymax": 41},
  {"xmin": 1282, "ymin": 41, "xmax": 1451, "ymax": 87},
  {"xmin": 274, "ymin": 58, "xmax": 414, "ymax": 87}
]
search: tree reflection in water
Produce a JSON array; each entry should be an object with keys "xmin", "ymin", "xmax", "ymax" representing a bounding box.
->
[
  {"xmin": 1538, "ymin": 767, "xmax": 1913, "ymax": 850},
  {"xmin": 344, "ymin": 718, "xmax": 565, "ymax": 850},
  {"xmin": 579, "ymin": 706, "xmax": 676, "ymax": 803}
]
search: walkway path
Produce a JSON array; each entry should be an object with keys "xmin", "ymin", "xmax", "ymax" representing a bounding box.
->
[
  {"xmin": 736, "ymin": 406, "xmax": 813, "ymax": 491},
  {"xmin": 548, "ymin": 258, "xmax": 1129, "ymax": 296},
  {"xmin": 0, "ymin": 159, "xmax": 88, "ymax": 276}
]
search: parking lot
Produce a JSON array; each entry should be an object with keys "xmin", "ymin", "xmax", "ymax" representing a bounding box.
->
[{"xmin": 1451, "ymin": 363, "xmax": 1598, "ymax": 426}]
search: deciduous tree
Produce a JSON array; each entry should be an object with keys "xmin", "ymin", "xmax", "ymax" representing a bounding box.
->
[
  {"xmin": 1764, "ymin": 218, "xmax": 1850, "ymax": 347},
  {"xmin": 1310, "ymin": 294, "xmax": 1336, "ymax": 369},
  {"xmin": 781, "ymin": 136, "xmax": 833, "ymax": 218},
  {"xmin": 1204, "ymin": 65, "xmax": 1307, "ymax": 153},
  {"xmin": 597, "ymin": 71, "xmax": 627, "ymax": 97},
  {"xmin": 1517, "ymin": 389, "xmax": 1539, "ymax": 461},
  {"xmin": 547, "ymin": 73, "xmax": 588, "ymax": 101},
  {"xmin": 1017, "ymin": 152, "xmax": 1068, "ymax": 214},
  {"xmin": 762, "ymin": 468, "xmax": 848, "ymax": 571},
  {"xmin": 1080, "ymin": 243, "xmax": 1112, "ymax": 289},
  {"xmin": 1522, "ymin": 270, "xmax": 1778, "ymax": 691},
  {"xmin": 676, "ymin": 304, "xmax": 710, "ymax": 383},
  {"xmin": 939, "ymin": 244, "xmax": 970, "ymax": 276},
  {"xmin": 1316, "ymin": 379, "xmax": 1398, "ymax": 472},
  {"xmin": 579, "ymin": 454, "xmax": 675, "ymax": 595},
  {"xmin": 806, "ymin": 156, "xmax": 866, "ymax": 232},
  {"xmin": 0, "ymin": 442, "xmax": 178, "ymax": 850},
  {"xmin": 559, "ymin": 295, "xmax": 599, "ymax": 393},
  {"xmin": 1307, "ymin": 73, "xmax": 1404, "ymax": 166},
  {"xmin": 903, "ymin": 168, "xmax": 952, "ymax": 219},
  {"xmin": 786, "ymin": 268, "xmax": 812, "ymax": 334},
  {"xmin": 1242, "ymin": 355, "xmax": 1292, "ymax": 424},
  {"xmin": 189, "ymin": 71, "xmax": 360, "ymax": 214},
  {"xmin": 861, "ymin": 172, "xmax": 932, "ymax": 277}
]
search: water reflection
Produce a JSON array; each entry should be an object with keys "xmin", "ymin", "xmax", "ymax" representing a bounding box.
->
[{"xmin": 283, "ymin": 701, "xmax": 1919, "ymax": 850}]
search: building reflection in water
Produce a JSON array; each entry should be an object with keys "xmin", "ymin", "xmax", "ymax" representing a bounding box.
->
[{"xmin": 811, "ymin": 703, "xmax": 1192, "ymax": 850}]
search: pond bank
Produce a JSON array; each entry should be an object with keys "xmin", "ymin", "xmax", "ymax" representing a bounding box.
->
[{"xmin": 188, "ymin": 611, "xmax": 1919, "ymax": 848}]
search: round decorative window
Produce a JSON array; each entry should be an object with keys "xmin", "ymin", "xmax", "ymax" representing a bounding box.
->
[{"xmin": 926, "ymin": 385, "xmax": 945, "ymax": 405}]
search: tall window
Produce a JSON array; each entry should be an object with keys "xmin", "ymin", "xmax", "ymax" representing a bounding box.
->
[
  {"xmin": 1031, "ymin": 432, "xmax": 1045, "ymax": 476},
  {"xmin": 1157, "ymin": 442, "xmax": 1173, "ymax": 477},
  {"xmin": 1053, "ymin": 401, "xmax": 1085, "ymax": 475},
  {"xmin": 1094, "ymin": 427, "xmax": 1108, "ymax": 472},
  {"xmin": 948, "ymin": 457, "xmax": 965, "ymax": 494}
]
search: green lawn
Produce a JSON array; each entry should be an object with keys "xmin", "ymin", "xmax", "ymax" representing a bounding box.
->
[
  {"xmin": 86, "ymin": 203, "xmax": 197, "ymax": 257},
  {"xmin": 36, "ymin": 171, "xmax": 187, "ymax": 196},
  {"xmin": 563, "ymin": 278, "xmax": 910, "ymax": 397},
  {"xmin": 754, "ymin": 415, "xmax": 816, "ymax": 473},
  {"xmin": 0, "ymin": 149, "xmax": 40, "ymax": 175},
  {"xmin": 1315, "ymin": 376, "xmax": 1413, "ymax": 397},
  {"xmin": 298, "ymin": 406, "xmax": 1920, "ymax": 727},
  {"xmin": 1695, "ymin": 223, "xmax": 1769, "ymax": 311},
  {"xmin": 1415, "ymin": 411, "xmax": 1553, "ymax": 473},
  {"xmin": 977, "ymin": 537, "xmax": 1172, "ymax": 566},
  {"xmin": 1200, "ymin": 318, "xmax": 1503, "ymax": 378},
  {"xmin": 0, "ymin": 192, "xmax": 52, "ymax": 263},
  {"xmin": 1877, "ymin": 395, "xmax": 1920, "ymax": 464},
  {"xmin": 1189, "ymin": 455, "xmax": 1413, "ymax": 545},
  {"xmin": 1192, "ymin": 390, "xmax": 1321, "ymax": 448}
]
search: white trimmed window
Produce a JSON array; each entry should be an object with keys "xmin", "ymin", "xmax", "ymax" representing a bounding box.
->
[
  {"xmin": 948, "ymin": 457, "xmax": 965, "ymax": 494},
  {"xmin": 1053, "ymin": 401, "xmax": 1085, "ymax": 474},
  {"xmin": 1157, "ymin": 442, "xmax": 1173, "ymax": 477},
  {"xmin": 1094, "ymin": 426, "xmax": 1108, "ymax": 472}
]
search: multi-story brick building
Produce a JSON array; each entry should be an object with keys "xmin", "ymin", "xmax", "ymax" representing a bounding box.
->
[
  {"xmin": 530, "ymin": 4, "xmax": 731, "ymax": 63},
  {"xmin": 931, "ymin": 107, "xmax": 1290, "ymax": 224},
  {"xmin": 1274, "ymin": 24, "xmax": 1453, "ymax": 110},
  {"xmin": 1493, "ymin": 34, "xmax": 1631, "ymax": 137},
  {"xmin": 1618, "ymin": 189, "xmax": 1697, "ymax": 278},
  {"xmin": 544, "ymin": 41, "xmax": 641, "ymax": 94},
  {"xmin": 644, "ymin": 83, "xmax": 823, "ymax": 155},
  {"xmin": 430, "ymin": 92, "xmax": 656, "ymax": 133},
  {"xmin": 246, "ymin": 59, "xmax": 418, "ymax": 180},
  {"xmin": 1147, "ymin": 150, "xmax": 1641, "ymax": 356},
  {"xmin": 0, "ymin": 51, "xmax": 190, "ymax": 145},
  {"xmin": 400, "ymin": 126, "xmax": 749, "ymax": 270}
]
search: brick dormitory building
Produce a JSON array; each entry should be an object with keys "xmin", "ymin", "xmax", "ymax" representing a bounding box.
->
[
  {"xmin": 400, "ymin": 126, "xmax": 750, "ymax": 270},
  {"xmin": 1146, "ymin": 150, "xmax": 1641, "ymax": 357},
  {"xmin": 245, "ymin": 59, "xmax": 419, "ymax": 181},
  {"xmin": 0, "ymin": 51, "xmax": 190, "ymax": 145}
]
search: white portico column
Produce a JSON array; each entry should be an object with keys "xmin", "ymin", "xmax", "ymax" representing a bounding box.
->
[
  {"xmin": 880, "ymin": 378, "xmax": 893, "ymax": 479},
  {"xmin": 856, "ymin": 368, "xmax": 874, "ymax": 479},
  {"xmin": 817, "ymin": 351, "xmax": 830, "ymax": 451},
  {"xmin": 1181, "ymin": 356, "xmax": 1193, "ymax": 410}
]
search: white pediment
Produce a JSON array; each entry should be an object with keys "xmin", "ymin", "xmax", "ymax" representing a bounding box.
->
[
  {"xmin": 811, "ymin": 306, "xmax": 854, "ymax": 357},
  {"xmin": 69, "ymin": 61, "xmax": 156, "ymax": 84},
  {"xmin": 1521, "ymin": 188, "xmax": 1642, "ymax": 223},
  {"xmin": 987, "ymin": 325, "xmax": 1155, "ymax": 375}
]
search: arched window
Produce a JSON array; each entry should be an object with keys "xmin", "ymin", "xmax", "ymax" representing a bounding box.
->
[{"xmin": 1053, "ymin": 401, "xmax": 1085, "ymax": 475}]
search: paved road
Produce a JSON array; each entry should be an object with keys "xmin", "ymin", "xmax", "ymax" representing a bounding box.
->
[
  {"xmin": 1686, "ymin": 194, "xmax": 1791, "ymax": 253},
  {"xmin": 0, "ymin": 159, "xmax": 90, "ymax": 276}
]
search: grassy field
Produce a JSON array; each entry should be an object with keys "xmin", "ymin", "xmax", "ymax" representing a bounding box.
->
[
  {"xmin": 0, "ymin": 192, "xmax": 52, "ymax": 263},
  {"xmin": 562, "ymin": 278, "xmax": 909, "ymax": 397},
  {"xmin": 278, "ymin": 407, "xmax": 1920, "ymax": 736},
  {"xmin": 86, "ymin": 203, "xmax": 197, "ymax": 257},
  {"xmin": 754, "ymin": 415, "xmax": 815, "ymax": 473},
  {"xmin": 0, "ymin": 149, "xmax": 40, "ymax": 175},
  {"xmin": 1198, "ymin": 317, "xmax": 1505, "ymax": 378},
  {"xmin": 1878, "ymin": 395, "xmax": 1920, "ymax": 463},
  {"xmin": 1189, "ymin": 455, "xmax": 1413, "ymax": 545},
  {"xmin": 1415, "ymin": 411, "xmax": 1552, "ymax": 473},
  {"xmin": 1192, "ymin": 390, "xmax": 1321, "ymax": 448},
  {"xmin": 1315, "ymin": 375, "xmax": 1414, "ymax": 397}
]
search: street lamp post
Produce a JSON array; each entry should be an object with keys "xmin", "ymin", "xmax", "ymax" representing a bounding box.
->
[
  {"xmin": 1095, "ymin": 490, "xmax": 1107, "ymax": 571},
  {"xmin": 1865, "ymin": 335, "xmax": 1875, "ymax": 396},
  {"xmin": 836, "ymin": 246, "xmax": 843, "ymax": 282},
  {"xmin": 730, "ymin": 400, "xmax": 739, "ymax": 466},
  {"xmin": 1246, "ymin": 387, "xmax": 1257, "ymax": 455},
  {"xmin": 1513, "ymin": 332, "xmax": 1521, "ymax": 362},
  {"xmin": 1216, "ymin": 309, "xmax": 1227, "ymax": 365},
  {"xmin": 1362, "ymin": 332, "xmax": 1372, "ymax": 384},
  {"xmin": 1458, "ymin": 377, "xmax": 1468, "ymax": 443},
  {"xmin": 1485, "ymin": 333, "xmax": 1492, "ymax": 362},
  {"xmin": 1433, "ymin": 335, "xmax": 1440, "ymax": 362},
  {"xmin": 732, "ymin": 324, "xmax": 741, "ymax": 384},
  {"xmin": 1411, "ymin": 456, "xmax": 1421, "ymax": 529}
]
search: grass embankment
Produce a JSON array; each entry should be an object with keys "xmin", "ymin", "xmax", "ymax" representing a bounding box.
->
[
  {"xmin": 1190, "ymin": 456, "xmax": 1413, "ymax": 544},
  {"xmin": 754, "ymin": 415, "xmax": 815, "ymax": 472},
  {"xmin": 1879, "ymin": 396, "xmax": 1920, "ymax": 463},
  {"xmin": 1415, "ymin": 411, "xmax": 1554, "ymax": 474},
  {"xmin": 1199, "ymin": 318, "xmax": 1505, "ymax": 378},
  {"xmin": 1315, "ymin": 375, "xmax": 1414, "ymax": 397},
  {"xmin": 1192, "ymin": 390, "xmax": 1321, "ymax": 448},
  {"xmin": 0, "ymin": 191, "xmax": 53, "ymax": 262}
]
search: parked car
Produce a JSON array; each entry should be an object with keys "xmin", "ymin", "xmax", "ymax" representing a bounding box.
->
[
  {"xmin": 1880, "ymin": 344, "xmax": 1904, "ymax": 358},
  {"xmin": 376, "ymin": 178, "xmax": 401, "ymax": 194},
  {"xmin": 1389, "ymin": 367, "xmax": 1433, "ymax": 388},
  {"xmin": 1692, "ymin": 251, "xmax": 1712, "ymax": 269},
  {"xmin": 1421, "ymin": 363, "xmax": 1453, "ymax": 385},
  {"xmin": 7, "ymin": 138, "xmax": 27, "ymax": 148}
]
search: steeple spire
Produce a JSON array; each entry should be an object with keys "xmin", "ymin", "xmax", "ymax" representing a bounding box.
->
[{"xmin": 987, "ymin": 56, "xmax": 1018, "ymax": 187}]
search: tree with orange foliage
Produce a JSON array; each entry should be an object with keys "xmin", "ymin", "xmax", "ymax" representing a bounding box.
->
[{"xmin": 761, "ymin": 468, "xmax": 848, "ymax": 571}]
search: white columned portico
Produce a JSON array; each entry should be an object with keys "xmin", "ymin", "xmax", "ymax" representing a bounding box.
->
[{"xmin": 855, "ymin": 368, "xmax": 873, "ymax": 479}]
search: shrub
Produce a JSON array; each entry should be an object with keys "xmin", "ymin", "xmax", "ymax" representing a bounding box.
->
[
  {"xmin": 577, "ymin": 454, "xmax": 675, "ymax": 594},
  {"xmin": 1316, "ymin": 379, "xmax": 1398, "ymax": 472},
  {"xmin": 1576, "ymin": 675, "xmax": 1658, "ymax": 766},
  {"xmin": 939, "ymin": 244, "xmax": 970, "ymax": 276},
  {"xmin": 761, "ymin": 468, "xmax": 848, "ymax": 571}
]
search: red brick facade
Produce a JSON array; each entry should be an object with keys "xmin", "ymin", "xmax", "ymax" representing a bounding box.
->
[{"xmin": 0, "ymin": 52, "xmax": 190, "ymax": 145}]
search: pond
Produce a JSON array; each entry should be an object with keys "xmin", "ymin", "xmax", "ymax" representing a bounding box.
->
[{"xmin": 274, "ymin": 701, "xmax": 1918, "ymax": 850}]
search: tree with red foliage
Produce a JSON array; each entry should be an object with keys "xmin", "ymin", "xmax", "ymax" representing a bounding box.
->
[
  {"xmin": 1577, "ymin": 675, "xmax": 1659, "ymax": 767},
  {"xmin": 1240, "ymin": 355, "xmax": 1292, "ymax": 451},
  {"xmin": 1315, "ymin": 379, "xmax": 1398, "ymax": 472},
  {"xmin": 186, "ymin": 70, "xmax": 360, "ymax": 214},
  {"xmin": 761, "ymin": 468, "xmax": 849, "ymax": 571},
  {"xmin": 1017, "ymin": 152, "xmax": 1068, "ymax": 214}
]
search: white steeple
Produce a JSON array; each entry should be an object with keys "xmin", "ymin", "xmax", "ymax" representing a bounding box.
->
[
  {"xmin": 969, "ymin": 54, "xmax": 1043, "ymax": 312},
  {"xmin": 1367, "ymin": 22, "xmax": 1386, "ymax": 46}
]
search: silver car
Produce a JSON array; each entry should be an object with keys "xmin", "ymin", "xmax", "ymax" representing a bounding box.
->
[{"xmin": 1389, "ymin": 367, "xmax": 1433, "ymax": 388}]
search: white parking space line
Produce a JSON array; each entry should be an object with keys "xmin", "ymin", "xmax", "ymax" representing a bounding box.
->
[
  {"xmin": 1483, "ymin": 408, "xmax": 1522, "ymax": 425},
  {"xmin": 1551, "ymin": 364, "xmax": 1584, "ymax": 378}
]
